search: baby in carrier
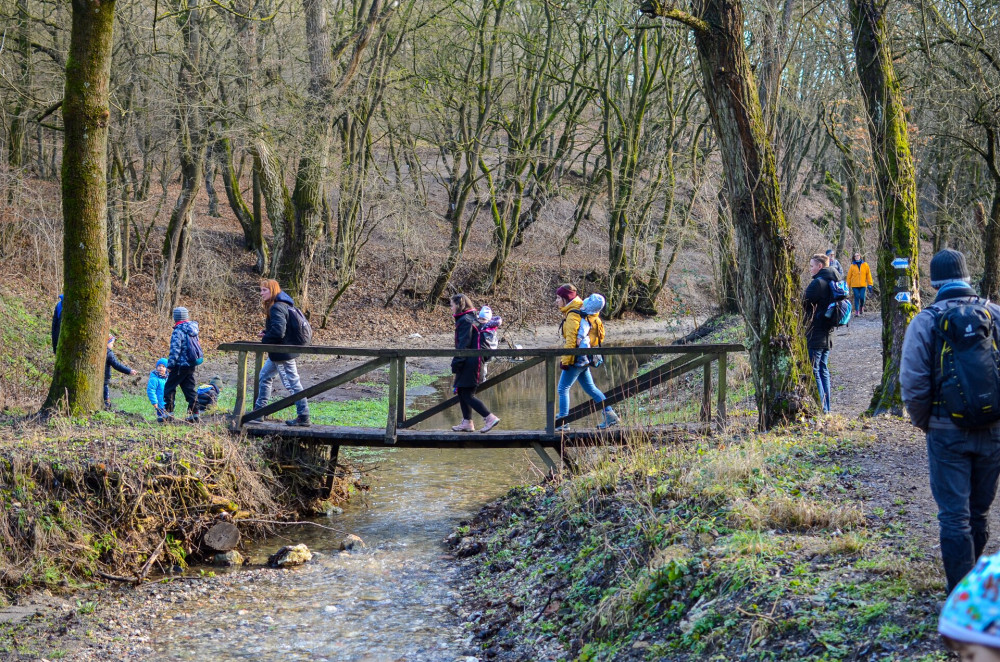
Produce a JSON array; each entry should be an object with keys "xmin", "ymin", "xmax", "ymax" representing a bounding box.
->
[
  {"xmin": 477, "ymin": 306, "xmax": 503, "ymax": 379},
  {"xmin": 574, "ymin": 294, "xmax": 606, "ymax": 368}
]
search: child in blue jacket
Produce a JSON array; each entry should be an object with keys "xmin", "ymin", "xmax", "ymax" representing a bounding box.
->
[{"xmin": 147, "ymin": 358, "xmax": 169, "ymax": 422}]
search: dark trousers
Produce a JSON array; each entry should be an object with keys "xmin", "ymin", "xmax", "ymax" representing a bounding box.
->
[
  {"xmin": 164, "ymin": 366, "xmax": 198, "ymax": 415},
  {"xmin": 457, "ymin": 386, "xmax": 490, "ymax": 420},
  {"xmin": 103, "ymin": 381, "xmax": 111, "ymax": 407},
  {"xmin": 927, "ymin": 425, "xmax": 1000, "ymax": 591}
]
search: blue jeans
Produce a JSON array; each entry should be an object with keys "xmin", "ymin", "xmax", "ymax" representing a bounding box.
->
[
  {"xmin": 809, "ymin": 349, "xmax": 831, "ymax": 413},
  {"xmin": 558, "ymin": 365, "xmax": 607, "ymax": 418},
  {"xmin": 255, "ymin": 358, "xmax": 309, "ymax": 417},
  {"xmin": 852, "ymin": 287, "xmax": 867, "ymax": 312},
  {"xmin": 927, "ymin": 425, "xmax": 1000, "ymax": 591}
]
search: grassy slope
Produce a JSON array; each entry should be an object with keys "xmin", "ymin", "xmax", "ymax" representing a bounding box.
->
[{"xmin": 456, "ymin": 422, "xmax": 945, "ymax": 661}]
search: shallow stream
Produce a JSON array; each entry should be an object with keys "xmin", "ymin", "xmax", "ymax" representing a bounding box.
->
[{"xmin": 150, "ymin": 348, "xmax": 662, "ymax": 660}]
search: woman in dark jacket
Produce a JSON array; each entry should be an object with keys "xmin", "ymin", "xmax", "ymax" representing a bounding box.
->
[
  {"xmin": 254, "ymin": 279, "xmax": 310, "ymax": 427},
  {"xmin": 450, "ymin": 294, "xmax": 500, "ymax": 432}
]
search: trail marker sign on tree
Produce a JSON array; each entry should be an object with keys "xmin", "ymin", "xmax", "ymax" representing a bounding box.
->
[{"xmin": 892, "ymin": 258, "xmax": 909, "ymax": 269}]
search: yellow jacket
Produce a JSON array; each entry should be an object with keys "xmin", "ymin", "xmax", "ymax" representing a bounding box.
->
[
  {"xmin": 846, "ymin": 261, "xmax": 873, "ymax": 289},
  {"xmin": 559, "ymin": 298, "xmax": 605, "ymax": 366}
]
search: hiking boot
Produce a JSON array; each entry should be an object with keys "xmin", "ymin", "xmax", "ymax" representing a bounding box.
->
[
  {"xmin": 596, "ymin": 410, "xmax": 620, "ymax": 430},
  {"xmin": 481, "ymin": 414, "xmax": 500, "ymax": 433},
  {"xmin": 452, "ymin": 419, "xmax": 475, "ymax": 432},
  {"xmin": 286, "ymin": 415, "xmax": 311, "ymax": 427},
  {"xmin": 185, "ymin": 415, "xmax": 200, "ymax": 424}
]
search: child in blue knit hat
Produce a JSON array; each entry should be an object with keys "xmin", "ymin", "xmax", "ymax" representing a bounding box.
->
[
  {"xmin": 939, "ymin": 552, "xmax": 1000, "ymax": 660},
  {"xmin": 146, "ymin": 358, "xmax": 169, "ymax": 422}
]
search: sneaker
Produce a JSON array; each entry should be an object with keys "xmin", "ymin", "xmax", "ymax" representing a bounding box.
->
[
  {"xmin": 452, "ymin": 419, "xmax": 475, "ymax": 432},
  {"xmin": 555, "ymin": 423, "xmax": 570, "ymax": 432},
  {"xmin": 596, "ymin": 411, "xmax": 620, "ymax": 430},
  {"xmin": 286, "ymin": 415, "xmax": 312, "ymax": 427},
  {"xmin": 481, "ymin": 414, "xmax": 500, "ymax": 433},
  {"xmin": 185, "ymin": 415, "xmax": 200, "ymax": 424}
]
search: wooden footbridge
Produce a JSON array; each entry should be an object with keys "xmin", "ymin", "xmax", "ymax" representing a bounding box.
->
[{"xmin": 219, "ymin": 341, "xmax": 743, "ymax": 479}]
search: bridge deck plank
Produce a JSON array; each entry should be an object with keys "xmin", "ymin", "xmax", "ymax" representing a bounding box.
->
[{"xmin": 242, "ymin": 422, "xmax": 705, "ymax": 448}]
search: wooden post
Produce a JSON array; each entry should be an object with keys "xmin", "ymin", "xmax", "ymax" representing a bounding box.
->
[
  {"xmin": 385, "ymin": 356, "xmax": 401, "ymax": 444},
  {"xmin": 531, "ymin": 442, "xmax": 558, "ymax": 475},
  {"xmin": 700, "ymin": 357, "xmax": 713, "ymax": 422},
  {"xmin": 252, "ymin": 351, "xmax": 264, "ymax": 407},
  {"xmin": 232, "ymin": 351, "xmax": 248, "ymax": 429},
  {"xmin": 716, "ymin": 352, "xmax": 728, "ymax": 425},
  {"xmin": 395, "ymin": 356, "xmax": 406, "ymax": 426},
  {"xmin": 545, "ymin": 356, "xmax": 557, "ymax": 435}
]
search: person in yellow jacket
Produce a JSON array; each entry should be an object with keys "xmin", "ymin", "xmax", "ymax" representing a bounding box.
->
[
  {"xmin": 555, "ymin": 284, "xmax": 619, "ymax": 431},
  {"xmin": 846, "ymin": 252, "xmax": 874, "ymax": 316}
]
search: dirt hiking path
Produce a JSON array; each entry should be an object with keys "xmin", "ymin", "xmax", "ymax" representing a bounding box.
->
[{"xmin": 828, "ymin": 313, "xmax": 945, "ymax": 564}]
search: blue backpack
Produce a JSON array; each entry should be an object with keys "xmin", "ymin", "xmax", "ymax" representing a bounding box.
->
[
  {"xmin": 825, "ymin": 278, "xmax": 853, "ymax": 327},
  {"xmin": 186, "ymin": 333, "xmax": 204, "ymax": 366}
]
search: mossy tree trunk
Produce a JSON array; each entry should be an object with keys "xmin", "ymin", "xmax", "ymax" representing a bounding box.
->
[
  {"xmin": 647, "ymin": 0, "xmax": 816, "ymax": 427},
  {"xmin": 8, "ymin": 0, "xmax": 31, "ymax": 174},
  {"xmin": 976, "ymin": 128, "xmax": 1000, "ymax": 300},
  {"xmin": 217, "ymin": 133, "xmax": 267, "ymax": 273},
  {"xmin": 848, "ymin": 0, "xmax": 921, "ymax": 415},
  {"xmin": 156, "ymin": 0, "xmax": 207, "ymax": 313},
  {"xmin": 43, "ymin": 0, "xmax": 117, "ymax": 414}
]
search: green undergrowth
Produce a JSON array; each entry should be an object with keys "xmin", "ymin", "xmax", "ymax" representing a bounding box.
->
[
  {"xmin": 0, "ymin": 293, "xmax": 54, "ymax": 408},
  {"xmin": 0, "ymin": 417, "xmax": 363, "ymax": 604},
  {"xmin": 459, "ymin": 419, "xmax": 945, "ymax": 661}
]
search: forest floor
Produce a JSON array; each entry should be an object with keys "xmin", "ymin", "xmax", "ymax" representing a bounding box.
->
[{"xmin": 450, "ymin": 312, "xmax": 956, "ymax": 661}]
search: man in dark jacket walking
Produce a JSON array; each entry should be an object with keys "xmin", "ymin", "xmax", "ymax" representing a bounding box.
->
[
  {"xmin": 900, "ymin": 249, "xmax": 1000, "ymax": 591},
  {"xmin": 165, "ymin": 306, "xmax": 201, "ymax": 422},
  {"xmin": 804, "ymin": 254, "xmax": 838, "ymax": 413}
]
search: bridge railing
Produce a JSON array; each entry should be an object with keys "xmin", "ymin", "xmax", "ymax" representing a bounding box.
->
[{"xmin": 217, "ymin": 342, "xmax": 746, "ymax": 442}]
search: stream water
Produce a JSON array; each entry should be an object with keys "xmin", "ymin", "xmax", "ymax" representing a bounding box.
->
[{"xmin": 149, "ymin": 348, "xmax": 663, "ymax": 661}]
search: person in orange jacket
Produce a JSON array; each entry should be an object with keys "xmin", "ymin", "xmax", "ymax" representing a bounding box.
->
[{"xmin": 846, "ymin": 252, "xmax": 874, "ymax": 316}]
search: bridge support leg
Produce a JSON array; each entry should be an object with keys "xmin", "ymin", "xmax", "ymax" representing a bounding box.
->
[
  {"xmin": 700, "ymin": 359, "xmax": 713, "ymax": 423},
  {"xmin": 232, "ymin": 351, "xmax": 248, "ymax": 430},
  {"xmin": 324, "ymin": 445, "xmax": 340, "ymax": 498},
  {"xmin": 716, "ymin": 352, "xmax": 728, "ymax": 427},
  {"xmin": 385, "ymin": 357, "xmax": 403, "ymax": 445}
]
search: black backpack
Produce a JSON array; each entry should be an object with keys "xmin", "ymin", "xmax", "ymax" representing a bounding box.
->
[
  {"xmin": 284, "ymin": 305, "xmax": 313, "ymax": 346},
  {"xmin": 932, "ymin": 301, "xmax": 1000, "ymax": 428}
]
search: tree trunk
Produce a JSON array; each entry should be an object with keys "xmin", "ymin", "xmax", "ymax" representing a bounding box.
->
[
  {"xmin": 217, "ymin": 134, "xmax": 267, "ymax": 272},
  {"xmin": 156, "ymin": 0, "xmax": 207, "ymax": 312},
  {"xmin": 649, "ymin": 0, "xmax": 816, "ymax": 427},
  {"xmin": 836, "ymin": 173, "xmax": 848, "ymax": 259},
  {"xmin": 977, "ymin": 129, "xmax": 1000, "ymax": 300},
  {"xmin": 848, "ymin": 0, "xmax": 921, "ymax": 415},
  {"xmin": 43, "ymin": 0, "xmax": 117, "ymax": 414},
  {"xmin": 204, "ymin": 143, "xmax": 221, "ymax": 217},
  {"xmin": 716, "ymin": 192, "xmax": 740, "ymax": 314}
]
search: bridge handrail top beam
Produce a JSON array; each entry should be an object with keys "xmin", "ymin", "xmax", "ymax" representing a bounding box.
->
[{"xmin": 216, "ymin": 342, "xmax": 746, "ymax": 358}]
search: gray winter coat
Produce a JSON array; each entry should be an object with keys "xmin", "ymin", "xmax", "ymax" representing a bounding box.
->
[{"xmin": 899, "ymin": 283, "xmax": 1000, "ymax": 431}]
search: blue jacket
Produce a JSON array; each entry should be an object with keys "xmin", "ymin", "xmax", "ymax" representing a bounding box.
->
[
  {"xmin": 168, "ymin": 320, "xmax": 200, "ymax": 369},
  {"xmin": 52, "ymin": 295, "xmax": 63, "ymax": 354},
  {"xmin": 146, "ymin": 359, "xmax": 168, "ymax": 408}
]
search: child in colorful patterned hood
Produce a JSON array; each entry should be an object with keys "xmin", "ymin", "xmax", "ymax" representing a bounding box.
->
[{"xmin": 939, "ymin": 552, "xmax": 1000, "ymax": 660}]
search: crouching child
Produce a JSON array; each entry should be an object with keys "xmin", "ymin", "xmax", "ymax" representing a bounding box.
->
[
  {"xmin": 195, "ymin": 377, "xmax": 224, "ymax": 415},
  {"xmin": 147, "ymin": 358, "xmax": 169, "ymax": 422}
]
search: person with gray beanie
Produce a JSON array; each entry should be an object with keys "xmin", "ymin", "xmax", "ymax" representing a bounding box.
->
[
  {"xmin": 165, "ymin": 306, "xmax": 202, "ymax": 422},
  {"xmin": 900, "ymin": 249, "xmax": 1000, "ymax": 591}
]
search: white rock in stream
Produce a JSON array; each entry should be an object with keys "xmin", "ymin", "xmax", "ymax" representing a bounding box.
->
[{"xmin": 267, "ymin": 544, "xmax": 313, "ymax": 568}]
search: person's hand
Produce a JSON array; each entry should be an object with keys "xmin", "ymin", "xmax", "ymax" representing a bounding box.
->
[
  {"xmin": 131, "ymin": 369, "xmax": 138, "ymax": 376},
  {"xmin": 258, "ymin": 330, "xmax": 266, "ymax": 338}
]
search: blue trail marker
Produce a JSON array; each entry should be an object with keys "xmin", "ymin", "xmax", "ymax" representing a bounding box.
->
[{"xmin": 892, "ymin": 257, "xmax": 909, "ymax": 269}]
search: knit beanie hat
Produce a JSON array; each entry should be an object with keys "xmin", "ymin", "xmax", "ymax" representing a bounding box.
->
[
  {"xmin": 156, "ymin": 358, "xmax": 168, "ymax": 368},
  {"xmin": 210, "ymin": 376, "xmax": 223, "ymax": 391},
  {"xmin": 930, "ymin": 249, "xmax": 971, "ymax": 288},
  {"xmin": 173, "ymin": 306, "xmax": 189, "ymax": 322},
  {"xmin": 556, "ymin": 285, "xmax": 577, "ymax": 301},
  {"xmin": 581, "ymin": 293, "xmax": 606, "ymax": 316},
  {"xmin": 939, "ymin": 552, "xmax": 1000, "ymax": 647},
  {"xmin": 477, "ymin": 306, "xmax": 493, "ymax": 322}
]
